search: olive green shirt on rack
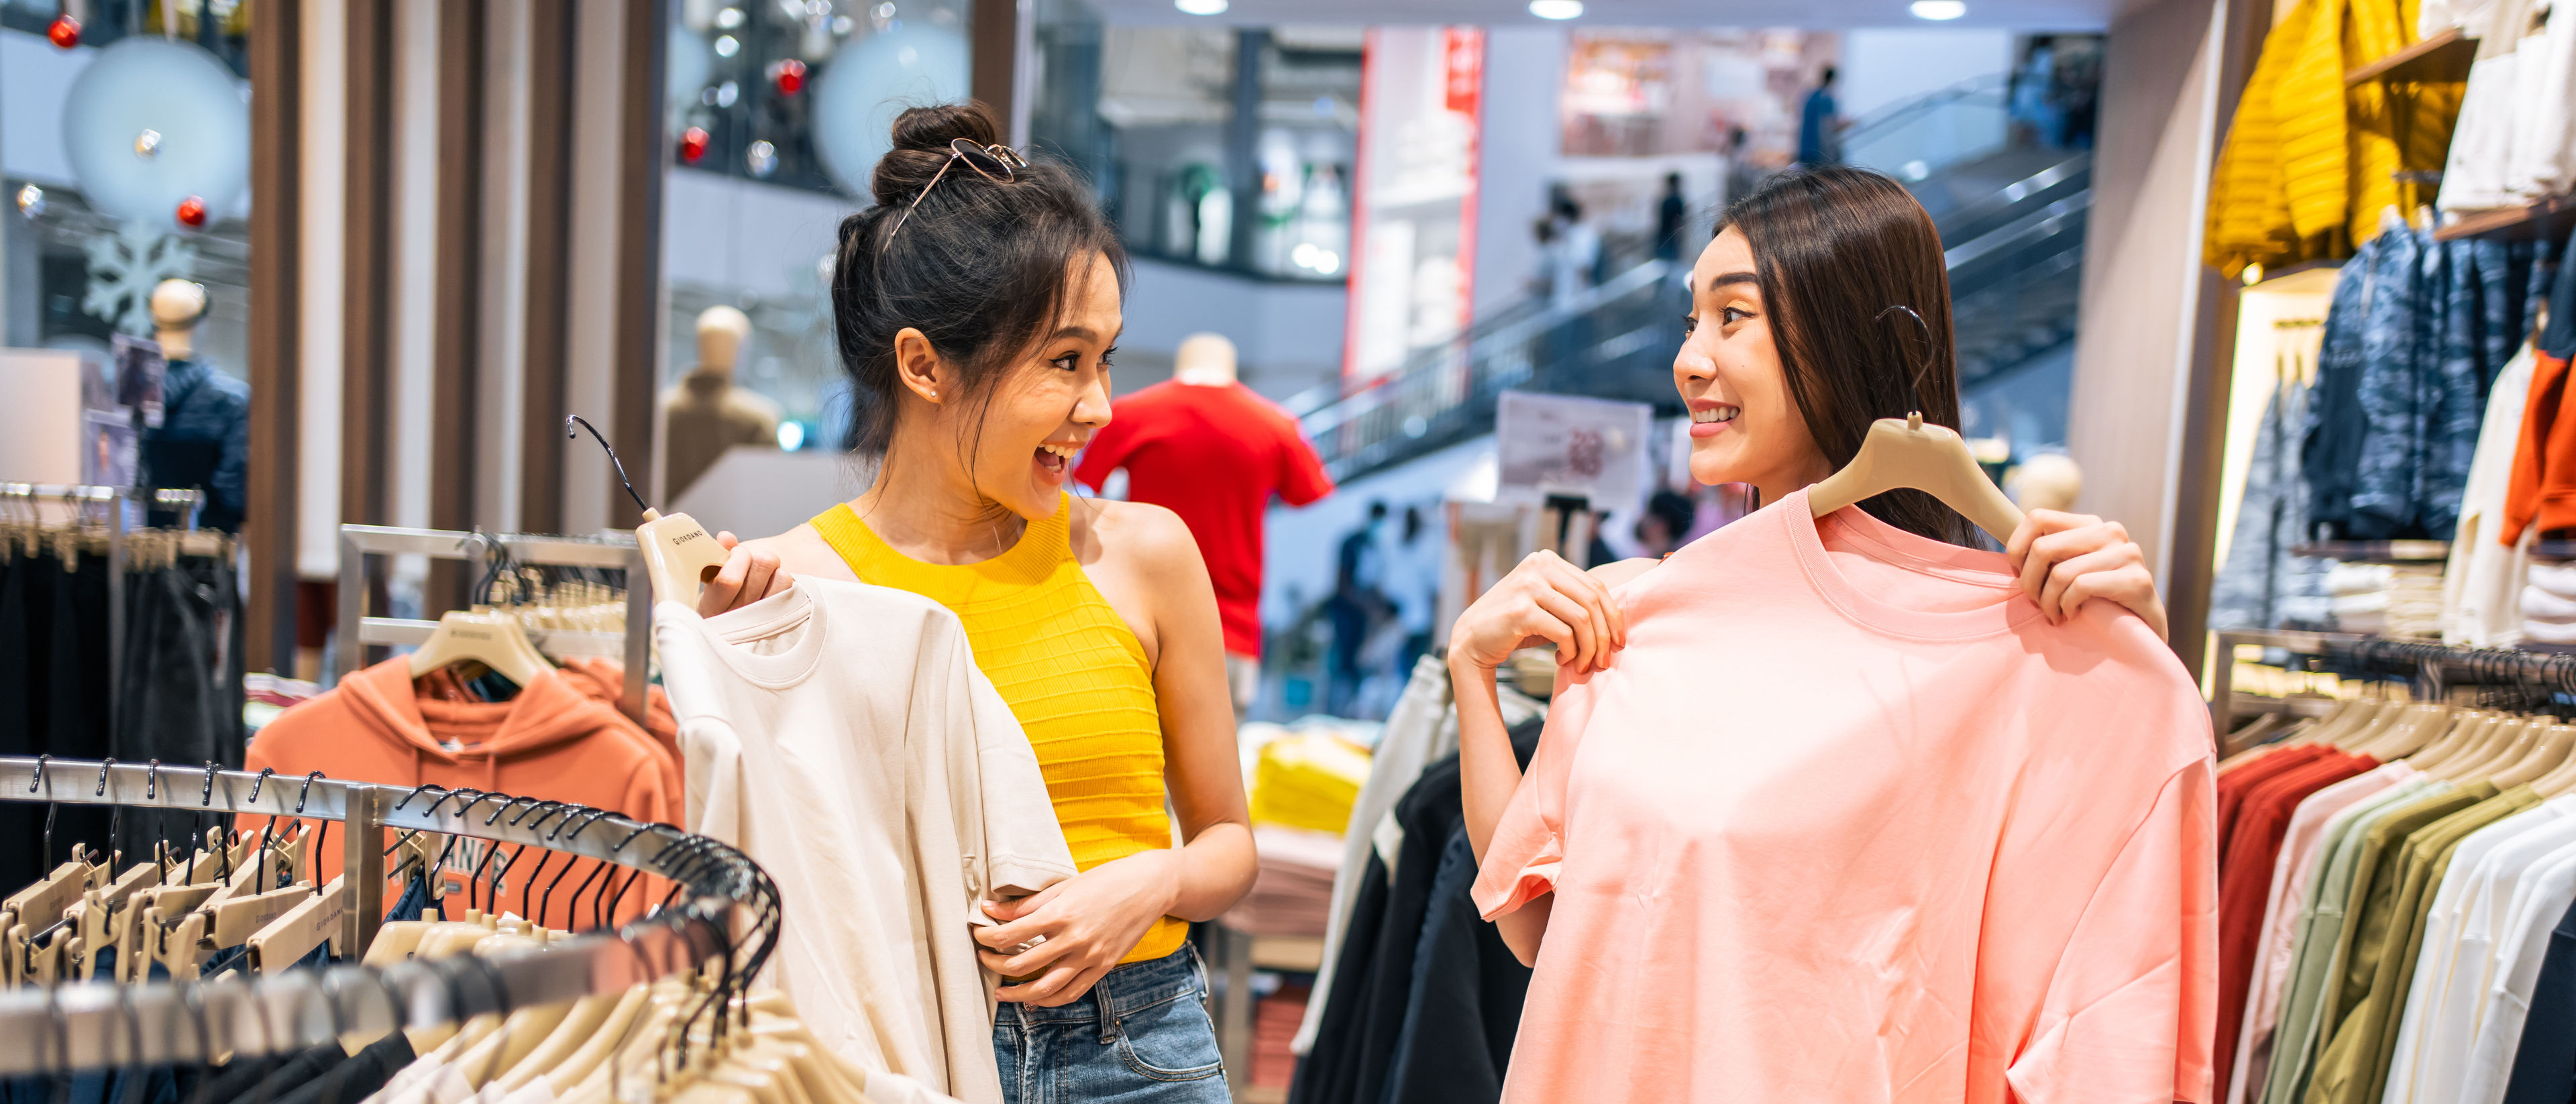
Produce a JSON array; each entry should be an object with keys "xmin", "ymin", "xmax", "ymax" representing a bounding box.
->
[
  {"xmin": 2260, "ymin": 779, "xmax": 2446, "ymax": 1104},
  {"xmin": 2303, "ymin": 785, "xmax": 2536, "ymax": 1104}
]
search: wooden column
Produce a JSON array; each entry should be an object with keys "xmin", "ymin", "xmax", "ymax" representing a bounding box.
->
[
  {"xmin": 2167, "ymin": 0, "xmax": 2278, "ymax": 677},
  {"xmin": 246, "ymin": 0, "xmax": 303, "ymax": 674},
  {"xmin": 341, "ymin": 0, "xmax": 397, "ymax": 532},
  {"xmin": 519, "ymin": 0, "xmax": 576, "ymax": 535},
  {"xmin": 608, "ymin": 0, "xmax": 671, "ymax": 526},
  {"xmin": 429, "ymin": 0, "xmax": 488, "ymax": 608},
  {"xmin": 971, "ymin": 0, "xmax": 1021, "ymax": 133}
]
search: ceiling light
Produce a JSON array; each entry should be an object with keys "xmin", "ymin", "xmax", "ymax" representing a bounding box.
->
[
  {"xmin": 1529, "ymin": 0, "xmax": 1584, "ymax": 17},
  {"xmin": 1910, "ymin": 0, "xmax": 1968, "ymax": 17},
  {"xmin": 1174, "ymin": 0, "xmax": 1227, "ymax": 13}
]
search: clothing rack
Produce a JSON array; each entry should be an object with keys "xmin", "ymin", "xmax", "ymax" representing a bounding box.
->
[
  {"xmin": 2211, "ymin": 630, "xmax": 2576, "ymax": 731},
  {"xmin": 334, "ymin": 525, "xmax": 651, "ymax": 722},
  {"xmin": 0, "ymin": 755, "xmax": 769, "ymax": 1076},
  {"xmin": 1, "ymin": 483, "xmax": 209, "ymax": 736}
]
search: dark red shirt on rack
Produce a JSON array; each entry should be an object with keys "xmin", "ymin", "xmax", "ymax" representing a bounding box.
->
[{"xmin": 2212, "ymin": 747, "xmax": 2377, "ymax": 1084}]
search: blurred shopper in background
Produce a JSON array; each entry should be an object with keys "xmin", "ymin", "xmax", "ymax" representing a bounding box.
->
[
  {"xmin": 1326, "ymin": 501, "xmax": 1393, "ymax": 716},
  {"xmin": 1798, "ymin": 64, "xmax": 1843, "ymax": 166}
]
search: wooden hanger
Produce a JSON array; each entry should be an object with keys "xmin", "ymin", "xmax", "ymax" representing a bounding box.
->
[
  {"xmin": 1805, "ymin": 307, "xmax": 2023, "ymax": 543},
  {"xmin": 408, "ymin": 607, "xmax": 554, "ymax": 687}
]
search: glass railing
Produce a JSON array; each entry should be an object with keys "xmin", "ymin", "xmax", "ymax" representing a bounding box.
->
[
  {"xmin": 1841, "ymin": 74, "xmax": 2012, "ymax": 183},
  {"xmin": 1297, "ymin": 144, "xmax": 2096, "ymax": 481}
]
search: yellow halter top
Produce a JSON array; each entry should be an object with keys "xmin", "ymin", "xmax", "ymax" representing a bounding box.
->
[{"xmin": 810, "ymin": 494, "xmax": 1184, "ymax": 964}]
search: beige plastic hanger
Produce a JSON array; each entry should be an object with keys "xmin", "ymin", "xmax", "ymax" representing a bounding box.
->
[
  {"xmin": 2529, "ymin": 726, "xmax": 2576, "ymax": 796},
  {"xmin": 2460, "ymin": 716, "xmax": 2542, "ymax": 781},
  {"xmin": 2487, "ymin": 718, "xmax": 2570, "ymax": 789},
  {"xmin": 492, "ymin": 991, "xmax": 622, "ymax": 1091},
  {"xmin": 2369, "ymin": 703, "xmax": 2456, "ymax": 760},
  {"xmin": 2340, "ymin": 701, "xmax": 2420, "ymax": 757},
  {"xmin": 2298, "ymin": 699, "xmax": 2379, "ymax": 750},
  {"xmin": 1805, "ymin": 307, "xmax": 2025, "ymax": 545},
  {"xmin": 2404, "ymin": 710, "xmax": 2486, "ymax": 774},
  {"xmin": 1807, "ymin": 412, "xmax": 2025, "ymax": 543}
]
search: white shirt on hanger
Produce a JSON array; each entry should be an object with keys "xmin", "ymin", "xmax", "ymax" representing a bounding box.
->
[
  {"xmin": 2462, "ymin": 841, "xmax": 2576, "ymax": 1103},
  {"xmin": 2385, "ymin": 797, "xmax": 2576, "ymax": 1101},
  {"xmin": 657, "ymin": 579, "xmax": 1077, "ymax": 1104}
]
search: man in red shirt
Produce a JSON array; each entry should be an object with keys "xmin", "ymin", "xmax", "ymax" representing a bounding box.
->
[{"xmin": 1074, "ymin": 334, "xmax": 1335, "ymax": 713}]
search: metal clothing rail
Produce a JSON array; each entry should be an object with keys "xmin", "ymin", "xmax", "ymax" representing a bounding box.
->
[
  {"xmin": 0, "ymin": 756, "xmax": 771, "ymax": 1076},
  {"xmin": 0, "ymin": 484, "xmax": 208, "ymax": 736},
  {"xmin": 335, "ymin": 525, "xmax": 652, "ymax": 722},
  {"xmin": 2209, "ymin": 629, "xmax": 2576, "ymax": 731}
]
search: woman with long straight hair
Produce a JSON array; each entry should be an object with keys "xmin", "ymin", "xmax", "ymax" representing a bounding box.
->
[
  {"xmin": 1446, "ymin": 166, "xmax": 2203, "ymax": 1101},
  {"xmin": 695, "ymin": 102, "xmax": 1249, "ymax": 1102}
]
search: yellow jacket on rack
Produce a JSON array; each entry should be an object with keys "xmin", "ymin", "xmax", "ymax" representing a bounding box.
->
[{"xmin": 2204, "ymin": 0, "xmax": 2461, "ymax": 277}]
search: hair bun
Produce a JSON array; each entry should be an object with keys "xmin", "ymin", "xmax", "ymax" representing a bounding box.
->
[{"xmin": 871, "ymin": 101, "xmax": 1004, "ymax": 207}]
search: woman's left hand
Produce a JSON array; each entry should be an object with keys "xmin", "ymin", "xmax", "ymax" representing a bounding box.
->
[
  {"xmin": 2004, "ymin": 509, "xmax": 2168, "ymax": 641},
  {"xmin": 972, "ymin": 850, "xmax": 1181, "ymax": 1007}
]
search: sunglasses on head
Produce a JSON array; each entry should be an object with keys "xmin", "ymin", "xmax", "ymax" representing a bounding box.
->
[{"xmin": 888, "ymin": 137, "xmax": 1030, "ymax": 240}]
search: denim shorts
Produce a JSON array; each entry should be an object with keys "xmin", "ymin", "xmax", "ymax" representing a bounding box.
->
[{"xmin": 991, "ymin": 944, "xmax": 1229, "ymax": 1103}]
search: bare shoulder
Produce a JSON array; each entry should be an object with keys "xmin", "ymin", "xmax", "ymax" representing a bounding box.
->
[
  {"xmin": 738, "ymin": 523, "xmax": 858, "ymax": 582},
  {"xmin": 1588, "ymin": 557, "xmax": 1660, "ymax": 589},
  {"xmin": 1067, "ymin": 497, "xmax": 1202, "ymax": 572}
]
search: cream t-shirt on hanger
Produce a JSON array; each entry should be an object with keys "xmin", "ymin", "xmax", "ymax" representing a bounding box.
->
[{"xmin": 657, "ymin": 579, "xmax": 1077, "ymax": 1104}]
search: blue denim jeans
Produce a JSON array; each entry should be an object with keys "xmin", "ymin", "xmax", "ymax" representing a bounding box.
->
[{"xmin": 992, "ymin": 945, "xmax": 1228, "ymax": 1103}]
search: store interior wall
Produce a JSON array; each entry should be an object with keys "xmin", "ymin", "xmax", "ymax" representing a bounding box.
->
[
  {"xmin": 2067, "ymin": 0, "xmax": 2224, "ymax": 592},
  {"xmin": 1471, "ymin": 25, "xmax": 1568, "ymax": 319},
  {"xmin": 1120, "ymin": 255, "xmax": 1347, "ymax": 400},
  {"xmin": 1839, "ymin": 28, "xmax": 2017, "ymax": 117}
]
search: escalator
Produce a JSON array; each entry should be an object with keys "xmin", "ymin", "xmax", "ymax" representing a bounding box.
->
[{"xmin": 1298, "ymin": 82, "xmax": 2094, "ymax": 482}]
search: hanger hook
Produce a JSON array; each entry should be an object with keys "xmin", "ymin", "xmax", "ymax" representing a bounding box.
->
[
  {"xmin": 200, "ymin": 761, "xmax": 219, "ymax": 808},
  {"xmin": 566, "ymin": 416, "xmax": 651, "ymax": 516},
  {"xmin": 1874, "ymin": 305, "xmax": 1937, "ymax": 419}
]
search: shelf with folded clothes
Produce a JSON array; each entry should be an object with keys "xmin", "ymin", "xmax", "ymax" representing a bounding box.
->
[
  {"xmin": 2437, "ymin": 193, "xmax": 2576, "ymax": 243},
  {"xmin": 2343, "ymin": 26, "xmax": 2478, "ymax": 85},
  {"xmin": 2290, "ymin": 540, "xmax": 2453, "ymax": 562}
]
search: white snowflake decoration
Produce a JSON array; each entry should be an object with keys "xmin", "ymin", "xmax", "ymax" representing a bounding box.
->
[{"xmin": 83, "ymin": 219, "xmax": 198, "ymax": 335}]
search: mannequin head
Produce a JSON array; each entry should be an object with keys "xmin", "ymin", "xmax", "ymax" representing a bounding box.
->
[
  {"xmin": 1174, "ymin": 333, "xmax": 1238, "ymax": 386},
  {"xmin": 151, "ymin": 279, "xmax": 209, "ymax": 359},
  {"xmin": 696, "ymin": 305, "xmax": 753, "ymax": 377},
  {"xmin": 2006, "ymin": 453, "xmax": 2083, "ymax": 513},
  {"xmin": 1677, "ymin": 166, "xmax": 1970, "ymax": 545}
]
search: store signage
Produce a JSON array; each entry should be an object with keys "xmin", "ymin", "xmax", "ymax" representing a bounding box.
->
[{"xmin": 1342, "ymin": 27, "xmax": 1485, "ymax": 382}]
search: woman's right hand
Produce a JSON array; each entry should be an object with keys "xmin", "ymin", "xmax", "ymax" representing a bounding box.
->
[
  {"xmin": 1447, "ymin": 549, "xmax": 1628, "ymax": 675},
  {"xmin": 696, "ymin": 532, "xmax": 794, "ymax": 616}
]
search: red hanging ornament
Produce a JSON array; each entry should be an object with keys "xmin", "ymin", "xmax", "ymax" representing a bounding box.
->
[
  {"xmin": 175, "ymin": 196, "xmax": 208, "ymax": 228},
  {"xmin": 773, "ymin": 60, "xmax": 808, "ymax": 97},
  {"xmin": 680, "ymin": 127, "xmax": 711, "ymax": 165},
  {"xmin": 46, "ymin": 13, "xmax": 79, "ymax": 49}
]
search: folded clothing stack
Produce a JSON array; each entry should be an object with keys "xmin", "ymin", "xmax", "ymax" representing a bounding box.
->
[
  {"xmin": 1222, "ymin": 826, "xmax": 1344, "ymax": 938},
  {"xmin": 2328, "ymin": 561, "xmax": 2446, "ymax": 637},
  {"xmin": 2523, "ymin": 562, "xmax": 2576, "ymax": 643}
]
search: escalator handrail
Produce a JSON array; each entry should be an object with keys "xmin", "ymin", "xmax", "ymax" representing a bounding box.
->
[
  {"xmin": 1943, "ymin": 189, "xmax": 2092, "ymax": 272},
  {"xmin": 1299, "ymin": 260, "xmax": 1672, "ymax": 439},
  {"xmin": 1929, "ymin": 152, "xmax": 2092, "ymax": 239}
]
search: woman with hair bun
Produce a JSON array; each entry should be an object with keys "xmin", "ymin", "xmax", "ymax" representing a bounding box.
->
[{"xmin": 696, "ymin": 101, "xmax": 1248, "ymax": 1102}]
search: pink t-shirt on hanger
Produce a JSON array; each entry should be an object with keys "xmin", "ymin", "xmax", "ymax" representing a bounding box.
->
[{"xmin": 1473, "ymin": 489, "xmax": 2218, "ymax": 1103}]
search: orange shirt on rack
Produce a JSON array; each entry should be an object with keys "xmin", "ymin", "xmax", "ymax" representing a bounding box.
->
[
  {"xmin": 243, "ymin": 657, "xmax": 678, "ymax": 930},
  {"xmin": 2502, "ymin": 351, "xmax": 2574, "ymax": 543}
]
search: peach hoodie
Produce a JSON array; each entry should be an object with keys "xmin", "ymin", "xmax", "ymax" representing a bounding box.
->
[{"xmin": 246, "ymin": 656, "xmax": 677, "ymax": 928}]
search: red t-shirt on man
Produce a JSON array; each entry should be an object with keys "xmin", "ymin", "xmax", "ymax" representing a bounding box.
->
[{"xmin": 1074, "ymin": 380, "xmax": 1334, "ymax": 657}]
